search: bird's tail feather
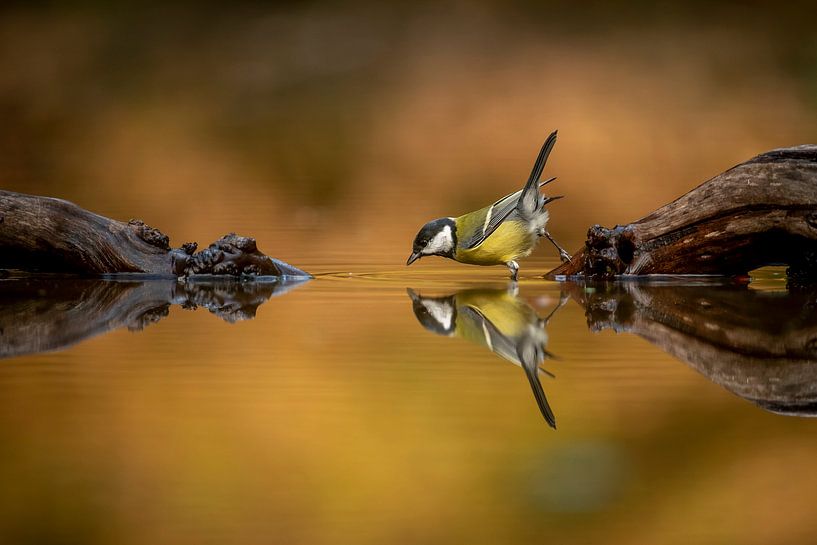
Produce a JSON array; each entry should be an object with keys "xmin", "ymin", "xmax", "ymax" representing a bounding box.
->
[
  {"xmin": 526, "ymin": 130, "xmax": 558, "ymax": 185},
  {"xmin": 541, "ymin": 195, "xmax": 563, "ymax": 209},
  {"xmin": 519, "ymin": 131, "xmax": 558, "ymax": 217}
]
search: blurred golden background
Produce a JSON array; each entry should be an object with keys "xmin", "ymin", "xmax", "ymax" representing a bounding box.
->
[
  {"xmin": 2, "ymin": 2, "xmax": 817, "ymax": 545},
  {"xmin": 1, "ymin": 1, "xmax": 816, "ymax": 270}
]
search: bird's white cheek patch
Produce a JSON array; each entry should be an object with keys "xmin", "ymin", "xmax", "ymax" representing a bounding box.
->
[{"xmin": 424, "ymin": 225, "xmax": 454, "ymax": 254}]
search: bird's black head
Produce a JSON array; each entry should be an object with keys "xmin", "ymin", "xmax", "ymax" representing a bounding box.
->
[{"xmin": 406, "ymin": 217, "xmax": 457, "ymax": 265}]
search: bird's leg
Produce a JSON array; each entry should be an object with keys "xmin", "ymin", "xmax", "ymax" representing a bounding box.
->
[
  {"xmin": 544, "ymin": 231, "xmax": 572, "ymax": 262},
  {"xmin": 506, "ymin": 260, "xmax": 519, "ymax": 281}
]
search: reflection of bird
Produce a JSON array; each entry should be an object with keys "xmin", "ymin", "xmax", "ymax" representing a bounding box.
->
[
  {"xmin": 406, "ymin": 130, "xmax": 570, "ymax": 281},
  {"xmin": 407, "ymin": 286, "xmax": 566, "ymax": 428}
]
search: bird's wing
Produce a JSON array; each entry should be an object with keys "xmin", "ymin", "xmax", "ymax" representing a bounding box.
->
[
  {"xmin": 461, "ymin": 131, "xmax": 558, "ymax": 250},
  {"xmin": 460, "ymin": 190, "xmax": 521, "ymax": 250}
]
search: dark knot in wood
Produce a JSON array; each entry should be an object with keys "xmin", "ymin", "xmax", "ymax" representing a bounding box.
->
[
  {"xmin": 806, "ymin": 210, "xmax": 817, "ymax": 230},
  {"xmin": 806, "ymin": 337, "xmax": 817, "ymax": 356},
  {"xmin": 583, "ymin": 225, "xmax": 637, "ymax": 280},
  {"xmin": 127, "ymin": 219, "xmax": 171, "ymax": 251},
  {"xmin": 173, "ymin": 233, "xmax": 296, "ymax": 277},
  {"xmin": 789, "ymin": 249, "xmax": 817, "ymax": 287}
]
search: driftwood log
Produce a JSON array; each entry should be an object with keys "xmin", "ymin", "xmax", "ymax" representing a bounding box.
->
[
  {"xmin": 546, "ymin": 146, "xmax": 817, "ymax": 281},
  {"xmin": 0, "ymin": 277, "xmax": 306, "ymax": 359},
  {"xmin": 0, "ymin": 190, "xmax": 310, "ymax": 278},
  {"xmin": 568, "ymin": 281, "xmax": 817, "ymax": 415}
]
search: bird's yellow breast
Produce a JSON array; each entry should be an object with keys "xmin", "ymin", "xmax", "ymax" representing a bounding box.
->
[{"xmin": 455, "ymin": 220, "xmax": 535, "ymax": 265}]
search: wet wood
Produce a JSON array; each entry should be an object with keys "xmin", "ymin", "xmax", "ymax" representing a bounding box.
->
[
  {"xmin": 0, "ymin": 190, "xmax": 310, "ymax": 278},
  {"xmin": 546, "ymin": 146, "xmax": 817, "ymax": 281},
  {"xmin": 568, "ymin": 281, "xmax": 817, "ymax": 415}
]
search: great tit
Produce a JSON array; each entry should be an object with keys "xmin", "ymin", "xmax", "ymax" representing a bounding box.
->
[
  {"xmin": 406, "ymin": 130, "xmax": 571, "ymax": 280},
  {"xmin": 407, "ymin": 285, "xmax": 567, "ymax": 428}
]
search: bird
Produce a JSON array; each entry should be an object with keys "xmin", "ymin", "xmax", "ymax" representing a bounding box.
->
[
  {"xmin": 407, "ymin": 285, "xmax": 567, "ymax": 428},
  {"xmin": 406, "ymin": 130, "xmax": 571, "ymax": 281}
]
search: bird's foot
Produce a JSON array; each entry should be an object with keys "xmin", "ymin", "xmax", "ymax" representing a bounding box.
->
[{"xmin": 544, "ymin": 230, "xmax": 572, "ymax": 263}]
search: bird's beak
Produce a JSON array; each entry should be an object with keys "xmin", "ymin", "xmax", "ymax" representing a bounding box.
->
[{"xmin": 406, "ymin": 252, "xmax": 421, "ymax": 266}]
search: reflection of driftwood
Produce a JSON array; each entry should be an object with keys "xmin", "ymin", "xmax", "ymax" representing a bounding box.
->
[
  {"xmin": 547, "ymin": 147, "xmax": 817, "ymax": 281},
  {"xmin": 0, "ymin": 190, "xmax": 310, "ymax": 278},
  {"xmin": 0, "ymin": 277, "xmax": 306, "ymax": 359},
  {"xmin": 568, "ymin": 281, "xmax": 817, "ymax": 415}
]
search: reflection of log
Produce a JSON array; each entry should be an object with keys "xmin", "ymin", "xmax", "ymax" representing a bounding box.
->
[
  {"xmin": 0, "ymin": 277, "xmax": 306, "ymax": 359},
  {"xmin": 568, "ymin": 281, "xmax": 817, "ymax": 415},
  {"xmin": 0, "ymin": 190, "xmax": 310, "ymax": 278},
  {"xmin": 546, "ymin": 147, "xmax": 817, "ymax": 281}
]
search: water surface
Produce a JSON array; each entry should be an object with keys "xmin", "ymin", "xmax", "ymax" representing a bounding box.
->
[
  {"xmin": 2, "ymin": 3, "xmax": 816, "ymax": 543},
  {"xmin": 1, "ymin": 265, "xmax": 815, "ymax": 544}
]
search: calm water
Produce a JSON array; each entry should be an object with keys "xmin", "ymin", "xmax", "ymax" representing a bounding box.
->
[
  {"xmin": 1, "ymin": 265, "xmax": 816, "ymax": 544},
  {"xmin": 0, "ymin": 4, "xmax": 817, "ymax": 545},
  {"xmin": 2, "ymin": 3, "xmax": 816, "ymax": 543}
]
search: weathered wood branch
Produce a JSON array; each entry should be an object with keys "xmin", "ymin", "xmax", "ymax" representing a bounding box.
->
[
  {"xmin": 567, "ymin": 281, "xmax": 817, "ymax": 415},
  {"xmin": 0, "ymin": 190, "xmax": 310, "ymax": 278},
  {"xmin": 546, "ymin": 146, "xmax": 817, "ymax": 280}
]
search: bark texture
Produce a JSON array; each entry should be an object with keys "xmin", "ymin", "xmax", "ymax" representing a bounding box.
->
[
  {"xmin": 0, "ymin": 190, "xmax": 310, "ymax": 278},
  {"xmin": 546, "ymin": 146, "xmax": 817, "ymax": 281}
]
